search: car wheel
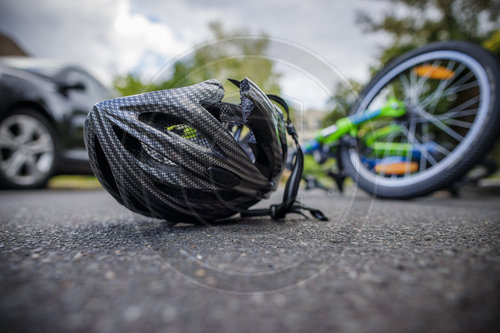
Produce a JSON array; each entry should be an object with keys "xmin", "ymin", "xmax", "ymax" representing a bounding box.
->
[{"xmin": 0, "ymin": 109, "xmax": 58, "ymax": 189}]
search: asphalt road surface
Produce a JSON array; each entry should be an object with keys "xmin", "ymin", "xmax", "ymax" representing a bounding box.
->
[{"xmin": 1, "ymin": 186, "xmax": 499, "ymax": 333}]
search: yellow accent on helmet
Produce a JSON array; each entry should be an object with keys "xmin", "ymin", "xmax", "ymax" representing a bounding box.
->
[{"xmin": 166, "ymin": 124, "xmax": 197, "ymax": 139}]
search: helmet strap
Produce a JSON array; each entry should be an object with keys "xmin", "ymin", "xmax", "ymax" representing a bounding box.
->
[{"xmin": 241, "ymin": 95, "xmax": 328, "ymax": 222}]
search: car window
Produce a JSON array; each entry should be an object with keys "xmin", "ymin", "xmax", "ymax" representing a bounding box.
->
[{"xmin": 61, "ymin": 69, "xmax": 112, "ymax": 104}]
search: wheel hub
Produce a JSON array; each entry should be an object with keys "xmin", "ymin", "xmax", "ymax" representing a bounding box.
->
[{"xmin": 0, "ymin": 114, "xmax": 55, "ymax": 186}]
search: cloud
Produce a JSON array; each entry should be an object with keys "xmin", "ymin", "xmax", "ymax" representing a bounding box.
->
[
  {"xmin": 111, "ymin": 0, "xmax": 190, "ymax": 77},
  {"xmin": 0, "ymin": 0, "xmax": 390, "ymax": 108},
  {"xmin": 133, "ymin": 0, "xmax": 390, "ymax": 81},
  {"xmin": 0, "ymin": 0, "xmax": 193, "ymax": 83},
  {"xmin": 117, "ymin": 0, "xmax": 392, "ymax": 107}
]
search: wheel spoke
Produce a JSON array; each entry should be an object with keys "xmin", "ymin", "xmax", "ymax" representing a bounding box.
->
[
  {"xmin": 409, "ymin": 66, "xmax": 420, "ymax": 104},
  {"xmin": 423, "ymin": 71, "xmax": 476, "ymax": 109},
  {"xmin": 4, "ymin": 151, "xmax": 26, "ymax": 178},
  {"xmin": 447, "ymin": 70, "xmax": 475, "ymax": 91},
  {"xmin": 399, "ymin": 73, "xmax": 411, "ymax": 97},
  {"xmin": 405, "ymin": 120, "xmax": 417, "ymax": 176},
  {"xmin": 399, "ymin": 125, "xmax": 438, "ymax": 166},
  {"xmin": 436, "ymin": 108, "xmax": 477, "ymax": 120},
  {"xmin": 377, "ymin": 130, "xmax": 399, "ymax": 178},
  {"xmin": 0, "ymin": 126, "xmax": 17, "ymax": 148},
  {"xmin": 417, "ymin": 110, "xmax": 464, "ymax": 141},
  {"xmin": 442, "ymin": 118, "xmax": 473, "ymax": 128},
  {"xmin": 432, "ymin": 95, "xmax": 479, "ymax": 119},
  {"xmin": 27, "ymin": 134, "xmax": 53, "ymax": 154},
  {"xmin": 420, "ymin": 63, "xmax": 468, "ymax": 109},
  {"xmin": 17, "ymin": 117, "xmax": 39, "ymax": 144},
  {"xmin": 431, "ymin": 142, "xmax": 451, "ymax": 156},
  {"xmin": 440, "ymin": 80, "xmax": 478, "ymax": 98},
  {"xmin": 423, "ymin": 61, "xmax": 457, "ymax": 113},
  {"xmin": 25, "ymin": 155, "xmax": 42, "ymax": 179}
]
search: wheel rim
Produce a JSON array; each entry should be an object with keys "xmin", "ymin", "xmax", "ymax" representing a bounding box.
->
[
  {"xmin": 0, "ymin": 114, "xmax": 55, "ymax": 186},
  {"xmin": 348, "ymin": 50, "xmax": 490, "ymax": 187}
]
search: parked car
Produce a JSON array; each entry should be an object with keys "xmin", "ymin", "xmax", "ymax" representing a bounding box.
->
[{"xmin": 0, "ymin": 57, "xmax": 114, "ymax": 189}]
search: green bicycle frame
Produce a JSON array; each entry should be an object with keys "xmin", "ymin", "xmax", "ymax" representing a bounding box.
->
[{"xmin": 304, "ymin": 98, "xmax": 406, "ymax": 153}]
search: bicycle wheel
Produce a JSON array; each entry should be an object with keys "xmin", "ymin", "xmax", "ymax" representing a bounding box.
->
[{"xmin": 340, "ymin": 41, "xmax": 500, "ymax": 199}]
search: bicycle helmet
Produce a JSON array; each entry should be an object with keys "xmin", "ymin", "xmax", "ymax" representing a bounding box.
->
[{"xmin": 84, "ymin": 78, "xmax": 326, "ymax": 223}]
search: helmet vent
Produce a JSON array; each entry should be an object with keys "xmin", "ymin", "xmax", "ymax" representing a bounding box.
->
[
  {"xmin": 138, "ymin": 112, "xmax": 225, "ymax": 156},
  {"xmin": 166, "ymin": 124, "xmax": 213, "ymax": 150},
  {"xmin": 142, "ymin": 144, "xmax": 178, "ymax": 167},
  {"xmin": 200, "ymin": 101, "xmax": 222, "ymax": 121},
  {"xmin": 112, "ymin": 125, "xmax": 178, "ymax": 168},
  {"xmin": 112, "ymin": 125, "xmax": 141, "ymax": 156},
  {"xmin": 138, "ymin": 111, "xmax": 180, "ymax": 129}
]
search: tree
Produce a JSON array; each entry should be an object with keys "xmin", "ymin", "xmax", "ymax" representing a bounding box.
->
[
  {"xmin": 321, "ymin": 79, "xmax": 362, "ymax": 127},
  {"xmin": 325, "ymin": 0, "xmax": 500, "ymax": 128},
  {"xmin": 113, "ymin": 22, "xmax": 281, "ymax": 99},
  {"xmin": 357, "ymin": 0, "xmax": 500, "ymax": 67}
]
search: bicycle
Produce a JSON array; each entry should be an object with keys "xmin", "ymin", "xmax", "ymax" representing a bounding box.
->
[{"xmin": 300, "ymin": 41, "xmax": 500, "ymax": 199}]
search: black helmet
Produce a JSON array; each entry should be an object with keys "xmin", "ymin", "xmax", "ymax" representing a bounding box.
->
[{"xmin": 84, "ymin": 78, "xmax": 326, "ymax": 223}]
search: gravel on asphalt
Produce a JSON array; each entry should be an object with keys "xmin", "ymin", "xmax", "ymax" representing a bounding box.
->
[{"xmin": 0, "ymin": 188, "xmax": 499, "ymax": 333}]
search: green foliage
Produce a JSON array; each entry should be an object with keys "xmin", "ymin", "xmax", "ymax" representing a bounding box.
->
[
  {"xmin": 357, "ymin": 0, "xmax": 500, "ymax": 68},
  {"xmin": 322, "ymin": 79, "xmax": 362, "ymax": 127},
  {"xmin": 302, "ymin": 154, "xmax": 338, "ymax": 187},
  {"xmin": 113, "ymin": 74, "xmax": 150, "ymax": 97},
  {"xmin": 113, "ymin": 22, "xmax": 281, "ymax": 99},
  {"xmin": 483, "ymin": 30, "xmax": 500, "ymax": 54}
]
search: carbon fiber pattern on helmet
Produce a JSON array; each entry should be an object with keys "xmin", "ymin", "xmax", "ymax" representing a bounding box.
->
[
  {"xmin": 84, "ymin": 78, "xmax": 287, "ymax": 222},
  {"xmin": 240, "ymin": 79, "xmax": 287, "ymax": 180}
]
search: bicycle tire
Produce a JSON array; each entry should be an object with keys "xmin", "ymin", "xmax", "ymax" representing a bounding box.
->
[{"xmin": 340, "ymin": 41, "xmax": 500, "ymax": 199}]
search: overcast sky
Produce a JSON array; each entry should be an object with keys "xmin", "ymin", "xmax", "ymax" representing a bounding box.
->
[{"xmin": 0, "ymin": 0, "xmax": 391, "ymax": 109}]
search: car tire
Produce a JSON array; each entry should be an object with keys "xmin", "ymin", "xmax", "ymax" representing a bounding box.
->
[{"xmin": 0, "ymin": 108, "xmax": 59, "ymax": 189}]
